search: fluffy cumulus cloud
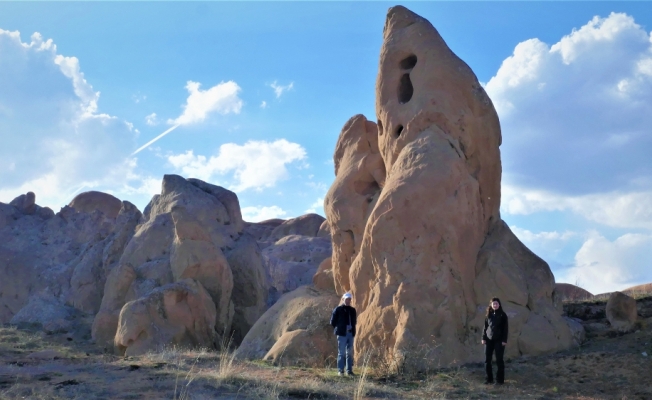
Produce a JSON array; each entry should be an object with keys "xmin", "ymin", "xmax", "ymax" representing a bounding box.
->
[
  {"xmin": 510, "ymin": 225, "xmax": 577, "ymax": 258},
  {"xmin": 241, "ymin": 205, "xmax": 287, "ymax": 222},
  {"xmin": 168, "ymin": 80, "xmax": 243, "ymax": 126},
  {"xmin": 486, "ymin": 13, "xmax": 652, "ymax": 196},
  {"xmin": 167, "ymin": 139, "xmax": 307, "ymax": 192},
  {"xmin": 556, "ymin": 232, "xmax": 652, "ymax": 294},
  {"xmin": 0, "ymin": 29, "xmax": 151, "ymax": 209}
]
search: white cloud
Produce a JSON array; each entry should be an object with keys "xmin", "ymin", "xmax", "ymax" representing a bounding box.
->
[
  {"xmin": 241, "ymin": 205, "xmax": 287, "ymax": 222},
  {"xmin": 168, "ymin": 80, "xmax": 243, "ymax": 126},
  {"xmin": 0, "ymin": 29, "xmax": 140, "ymax": 210},
  {"xmin": 305, "ymin": 197, "xmax": 324, "ymax": 215},
  {"xmin": 510, "ymin": 225, "xmax": 577, "ymax": 257},
  {"xmin": 486, "ymin": 13, "xmax": 652, "ymax": 196},
  {"xmin": 167, "ymin": 139, "xmax": 307, "ymax": 192},
  {"xmin": 269, "ymin": 81, "xmax": 294, "ymax": 98},
  {"xmin": 260, "ymin": 101, "xmax": 267, "ymax": 109},
  {"xmin": 145, "ymin": 112, "xmax": 158, "ymax": 126},
  {"xmin": 556, "ymin": 231, "xmax": 652, "ymax": 294},
  {"xmin": 502, "ymin": 184, "xmax": 652, "ymax": 230}
]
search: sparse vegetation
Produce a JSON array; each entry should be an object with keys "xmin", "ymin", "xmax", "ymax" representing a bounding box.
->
[{"xmin": 1, "ymin": 295, "xmax": 652, "ymax": 400}]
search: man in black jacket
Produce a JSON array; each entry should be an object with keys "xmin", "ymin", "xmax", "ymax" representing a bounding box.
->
[{"xmin": 330, "ymin": 292, "xmax": 357, "ymax": 376}]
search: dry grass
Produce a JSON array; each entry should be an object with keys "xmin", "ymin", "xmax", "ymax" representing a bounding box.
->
[{"xmin": 1, "ymin": 320, "xmax": 652, "ymax": 399}]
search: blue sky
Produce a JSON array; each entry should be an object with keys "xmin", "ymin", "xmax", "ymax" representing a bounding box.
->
[{"xmin": 1, "ymin": 2, "xmax": 651, "ymax": 294}]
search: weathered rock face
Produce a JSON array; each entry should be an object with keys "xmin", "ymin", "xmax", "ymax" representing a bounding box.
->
[
  {"xmin": 606, "ymin": 291, "xmax": 638, "ymax": 332},
  {"xmin": 324, "ymin": 115, "xmax": 385, "ymax": 295},
  {"xmin": 114, "ymin": 279, "xmax": 217, "ymax": 356},
  {"xmin": 319, "ymin": 6, "xmax": 576, "ymax": 368},
  {"xmin": 237, "ymin": 285, "xmax": 338, "ymax": 366},
  {"xmin": 92, "ymin": 175, "xmax": 268, "ymax": 350},
  {"xmin": 313, "ymin": 257, "xmax": 335, "ymax": 293},
  {"xmin": 0, "ymin": 192, "xmax": 140, "ymax": 327},
  {"xmin": 269, "ymin": 214, "xmax": 325, "ymax": 242},
  {"xmin": 262, "ymin": 235, "xmax": 332, "ymax": 305},
  {"xmin": 243, "ymin": 219, "xmax": 285, "ymax": 250},
  {"xmin": 69, "ymin": 191, "xmax": 122, "ymax": 219}
]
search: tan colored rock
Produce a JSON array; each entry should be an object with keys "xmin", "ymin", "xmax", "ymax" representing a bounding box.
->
[
  {"xmin": 556, "ymin": 283, "xmax": 594, "ymax": 302},
  {"xmin": 264, "ymin": 328, "xmax": 334, "ymax": 367},
  {"xmin": 92, "ymin": 263, "xmax": 137, "ymax": 347},
  {"xmin": 169, "ymin": 208, "xmax": 234, "ymax": 336},
  {"xmin": 324, "ymin": 115, "xmax": 385, "ymax": 294},
  {"xmin": 269, "ymin": 213, "xmax": 325, "ymax": 241},
  {"xmin": 317, "ymin": 220, "xmax": 331, "ymax": 238},
  {"xmin": 114, "ymin": 279, "xmax": 217, "ymax": 356},
  {"xmin": 237, "ymin": 285, "xmax": 338, "ymax": 362},
  {"xmin": 606, "ymin": 291, "xmax": 638, "ymax": 332},
  {"xmin": 244, "ymin": 219, "xmax": 285, "ymax": 250},
  {"xmin": 313, "ymin": 257, "xmax": 335, "ymax": 293},
  {"xmin": 316, "ymin": 6, "xmax": 577, "ymax": 368},
  {"xmin": 69, "ymin": 191, "xmax": 122, "ymax": 219}
]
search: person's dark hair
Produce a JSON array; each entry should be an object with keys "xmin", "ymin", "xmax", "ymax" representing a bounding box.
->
[{"xmin": 485, "ymin": 297, "xmax": 503, "ymax": 317}]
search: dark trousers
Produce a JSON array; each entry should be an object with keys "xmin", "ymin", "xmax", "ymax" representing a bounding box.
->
[{"xmin": 484, "ymin": 339, "xmax": 505, "ymax": 383}]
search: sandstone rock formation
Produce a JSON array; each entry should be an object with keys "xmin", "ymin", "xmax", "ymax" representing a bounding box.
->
[
  {"xmin": 69, "ymin": 191, "xmax": 122, "ymax": 219},
  {"xmin": 556, "ymin": 283, "xmax": 594, "ymax": 302},
  {"xmin": 91, "ymin": 175, "xmax": 269, "ymax": 353},
  {"xmin": 0, "ymin": 192, "xmax": 140, "ymax": 329},
  {"xmin": 317, "ymin": 6, "xmax": 576, "ymax": 368},
  {"xmin": 243, "ymin": 219, "xmax": 285, "ymax": 250},
  {"xmin": 237, "ymin": 285, "xmax": 338, "ymax": 366},
  {"xmin": 313, "ymin": 257, "xmax": 335, "ymax": 293},
  {"xmin": 114, "ymin": 279, "xmax": 217, "ymax": 356},
  {"xmin": 269, "ymin": 213, "xmax": 325, "ymax": 242},
  {"xmin": 606, "ymin": 291, "xmax": 638, "ymax": 332}
]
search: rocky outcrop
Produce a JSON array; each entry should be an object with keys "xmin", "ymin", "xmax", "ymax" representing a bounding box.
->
[
  {"xmin": 269, "ymin": 214, "xmax": 325, "ymax": 242},
  {"xmin": 114, "ymin": 279, "xmax": 217, "ymax": 356},
  {"xmin": 69, "ymin": 191, "xmax": 122, "ymax": 219},
  {"xmin": 1, "ymin": 192, "xmax": 140, "ymax": 326},
  {"xmin": 237, "ymin": 285, "xmax": 338, "ymax": 366},
  {"xmin": 313, "ymin": 257, "xmax": 335, "ymax": 293},
  {"xmin": 316, "ymin": 6, "xmax": 576, "ymax": 368},
  {"xmin": 262, "ymin": 235, "xmax": 331, "ymax": 305},
  {"xmin": 243, "ymin": 219, "xmax": 285, "ymax": 250},
  {"xmin": 606, "ymin": 292, "xmax": 638, "ymax": 332},
  {"xmin": 91, "ymin": 175, "xmax": 268, "ymax": 352}
]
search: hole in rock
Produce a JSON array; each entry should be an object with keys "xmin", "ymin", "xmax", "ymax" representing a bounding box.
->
[
  {"xmin": 400, "ymin": 55, "xmax": 417, "ymax": 70},
  {"xmin": 398, "ymin": 73, "xmax": 414, "ymax": 104},
  {"xmin": 396, "ymin": 125, "xmax": 403, "ymax": 137}
]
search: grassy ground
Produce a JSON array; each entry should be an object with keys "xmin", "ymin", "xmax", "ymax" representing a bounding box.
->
[{"xmin": 1, "ymin": 306, "xmax": 651, "ymax": 399}]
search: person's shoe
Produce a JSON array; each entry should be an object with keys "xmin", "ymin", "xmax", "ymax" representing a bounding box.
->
[
  {"xmin": 347, "ymin": 371, "xmax": 355, "ymax": 376},
  {"xmin": 337, "ymin": 371, "xmax": 344, "ymax": 376}
]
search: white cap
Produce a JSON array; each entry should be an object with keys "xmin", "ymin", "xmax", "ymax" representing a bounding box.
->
[{"xmin": 342, "ymin": 292, "xmax": 352, "ymax": 299}]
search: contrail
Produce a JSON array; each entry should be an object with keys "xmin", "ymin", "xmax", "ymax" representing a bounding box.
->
[{"xmin": 132, "ymin": 124, "xmax": 180, "ymax": 155}]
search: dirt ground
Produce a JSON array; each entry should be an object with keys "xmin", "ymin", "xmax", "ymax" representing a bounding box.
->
[{"xmin": 1, "ymin": 298, "xmax": 651, "ymax": 399}]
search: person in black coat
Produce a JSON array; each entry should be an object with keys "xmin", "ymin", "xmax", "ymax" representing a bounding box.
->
[
  {"xmin": 482, "ymin": 297, "xmax": 508, "ymax": 385},
  {"xmin": 330, "ymin": 292, "xmax": 357, "ymax": 376}
]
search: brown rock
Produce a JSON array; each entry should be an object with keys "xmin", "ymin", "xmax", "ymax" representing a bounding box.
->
[
  {"xmin": 237, "ymin": 285, "xmax": 338, "ymax": 363},
  {"xmin": 92, "ymin": 263, "xmax": 137, "ymax": 347},
  {"xmin": 318, "ymin": 6, "xmax": 576, "ymax": 368},
  {"xmin": 114, "ymin": 279, "xmax": 217, "ymax": 356},
  {"xmin": 69, "ymin": 191, "xmax": 122, "ymax": 219},
  {"xmin": 606, "ymin": 291, "xmax": 638, "ymax": 332},
  {"xmin": 556, "ymin": 283, "xmax": 594, "ymax": 302},
  {"xmin": 10, "ymin": 192, "xmax": 36, "ymax": 214},
  {"xmin": 169, "ymin": 208, "xmax": 234, "ymax": 336},
  {"xmin": 263, "ymin": 328, "xmax": 334, "ymax": 367},
  {"xmin": 317, "ymin": 220, "xmax": 331, "ymax": 238},
  {"xmin": 313, "ymin": 257, "xmax": 335, "ymax": 293},
  {"xmin": 269, "ymin": 213, "xmax": 325, "ymax": 241},
  {"xmin": 324, "ymin": 115, "xmax": 385, "ymax": 294}
]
